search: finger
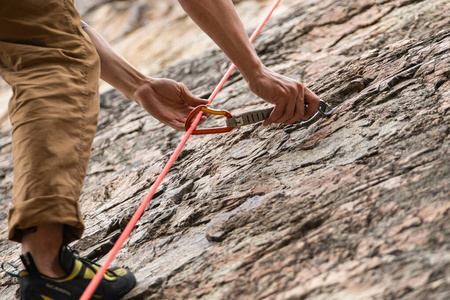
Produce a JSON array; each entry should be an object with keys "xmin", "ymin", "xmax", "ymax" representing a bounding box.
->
[
  {"xmin": 285, "ymin": 93, "xmax": 305, "ymax": 124},
  {"xmin": 170, "ymin": 119, "xmax": 185, "ymax": 131},
  {"xmin": 179, "ymin": 112, "xmax": 207, "ymax": 131},
  {"xmin": 183, "ymin": 106, "xmax": 210, "ymax": 119},
  {"xmin": 263, "ymin": 101, "xmax": 285, "ymax": 126},
  {"xmin": 187, "ymin": 96, "xmax": 209, "ymax": 107},
  {"xmin": 198, "ymin": 115, "xmax": 208, "ymax": 125},
  {"xmin": 285, "ymin": 83, "xmax": 306, "ymax": 124},
  {"xmin": 304, "ymin": 87, "xmax": 320, "ymax": 119},
  {"xmin": 179, "ymin": 107, "xmax": 209, "ymax": 130},
  {"xmin": 180, "ymin": 84, "xmax": 209, "ymax": 107},
  {"xmin": 277, "ymin": 94, "xmax": 296, "ymax": 124}
]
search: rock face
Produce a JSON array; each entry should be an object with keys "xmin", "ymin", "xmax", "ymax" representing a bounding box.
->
[
  {"xmin": 0, "ymin": 0, "xmax": 279, "ymax": 130},
  {"xmin": 1, "ymin": 0, "xmax": 449, "ymax": 299}
]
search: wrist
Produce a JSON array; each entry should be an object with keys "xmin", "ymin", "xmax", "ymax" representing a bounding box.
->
[
  {"xmin": 120, "ymin": 71, "xmax": 148, "ymax": 103},
  {"xmin": 130, "ymin": 77, "xmax": 156, "ymax": 105},
  {"xmin": 239, "ymin": 56, "xmax": 264, "ymax": 85}
]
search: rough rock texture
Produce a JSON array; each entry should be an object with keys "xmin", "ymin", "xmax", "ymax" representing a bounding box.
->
[
  {"xmin": 1, "ymin": 0, "xmax": 449, "ymax": 299},
  {"xmin": 0, "ymin": 0, "xmax": 281, "ymax": 130}
]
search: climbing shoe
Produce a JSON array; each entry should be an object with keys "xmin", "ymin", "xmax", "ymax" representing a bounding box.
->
[{"xmin": 3, "ymin": 246, "xmax": 136, "ymax": 300}]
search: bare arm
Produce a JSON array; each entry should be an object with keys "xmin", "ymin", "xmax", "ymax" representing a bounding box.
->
[
  {"xmin": 82, "ymin": 23, "xmax": 146, "ymax": 101},
  {"xmin": 178, "ymin": 0, "xmax": 320, "ymax": 125},
  {"xmin": 82, "ymin": 24, "xmax": 207, "ymax": 130},
  {"xmin": 178, "ymin": 0, "xmax": 262, "ymax": 82}
]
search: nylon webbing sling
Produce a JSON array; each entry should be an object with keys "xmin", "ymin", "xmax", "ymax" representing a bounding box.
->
[
  {"xmin": 225, "ymin": 99, "xmax": 337, "ymax": 128},
  {"xmin": 80, "ymin": 1, "xmax": 283, "ymax": 299}
]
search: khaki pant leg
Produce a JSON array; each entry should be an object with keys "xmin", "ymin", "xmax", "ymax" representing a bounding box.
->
[{"xmin": 0, "ymin": 0, "xmax": 100, "ymax": 243}]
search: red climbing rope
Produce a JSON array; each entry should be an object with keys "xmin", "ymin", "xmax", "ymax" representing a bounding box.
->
[{"xmin": 80, "ymin": 1, "xmax": 281, "ymax": 298}]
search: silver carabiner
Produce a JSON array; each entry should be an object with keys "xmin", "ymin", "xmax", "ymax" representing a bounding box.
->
[{"xmin": 296, "ymin": 100, "xmax": 337, "ymax": 127}]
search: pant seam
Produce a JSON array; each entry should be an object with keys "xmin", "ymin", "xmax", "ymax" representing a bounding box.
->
[{"xmin": 62, "ymin": 0, "xmax": 90, "ymax": 222}]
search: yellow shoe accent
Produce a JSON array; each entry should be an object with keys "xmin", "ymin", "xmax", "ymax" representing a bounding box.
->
[
  {"xmin": 83, "ymin": 266, "xmax": 95, "ymax": 279},
  {"xmin": 19, "ymin": 270, "xmax": 29, "ymax": 277},
  {"xmin": 43, "ymin": 260, "xmax": 83, "ymax": 283},
  {"xmin": 83, "ymin": 265, "xmax": 124, "ymax": 281},
  {"xmin": 40, "ymin": 295, "xmax": 55, "ymax": 300},
  {"xmin": 112, "ymin": 268, "xmax": 127, "ymax": 276}
]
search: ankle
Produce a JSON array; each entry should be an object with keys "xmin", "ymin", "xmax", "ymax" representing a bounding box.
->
[
  {"xmin": 21, "ymin": 224, "xmax": 67, "ymax": 277},
  {"xmin": 34, "ymin": 259, "xmax": 66, "ymax": 278}
]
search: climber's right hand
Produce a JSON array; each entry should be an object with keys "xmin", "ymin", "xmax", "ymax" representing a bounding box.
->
[{"xmin": 245, "ymin": 65, "xmax": 320, "ymax": 126}]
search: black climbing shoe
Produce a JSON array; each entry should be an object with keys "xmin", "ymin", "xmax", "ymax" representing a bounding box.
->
[{"xmin": 3, "ymin": 246, "xmax": 136, "ymax": 300}]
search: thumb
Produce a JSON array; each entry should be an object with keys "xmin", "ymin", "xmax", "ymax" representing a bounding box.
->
[{"xmin": 180, "ymin": 84, "xmax": 208, "ymax": 107}]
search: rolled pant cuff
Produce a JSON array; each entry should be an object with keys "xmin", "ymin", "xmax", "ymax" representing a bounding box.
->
[{"xmin": 8, "ymin": 195, "xmax": 85, "ymax": 243}]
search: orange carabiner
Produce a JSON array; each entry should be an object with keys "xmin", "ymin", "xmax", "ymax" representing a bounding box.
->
[{"xmin": 185, "ymin": 105, "xmax": 234, "ymax": 135}]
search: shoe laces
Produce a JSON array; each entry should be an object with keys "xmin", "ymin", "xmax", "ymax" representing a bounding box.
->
[
  {"xmin": 67, "ymin": 246, "xmax": 119, "ymax": 279},
  {"xmin": 1, "ymin": 261, "xmax": 20, "ymax": 278},
  {"xmin": 1, "ymin": 247, "xmax": 119, "ymax": 279}
]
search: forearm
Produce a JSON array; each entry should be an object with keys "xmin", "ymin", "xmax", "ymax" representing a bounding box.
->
[
  {"xmin": 82, "ymin": 24, "xmax": 147, "ymax": 101},
  {"xmin": 177, "ymin": 0, "xmax": 263, "ymax": 82}
]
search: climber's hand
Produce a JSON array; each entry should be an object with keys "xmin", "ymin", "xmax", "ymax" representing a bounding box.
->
[
  {"xmin": 133, "ymin": 78, "xmax": 208, "ymax": 131},
  {"xmin": 246, "ymin": 65, "xmax": 320, "ymax": 126}
]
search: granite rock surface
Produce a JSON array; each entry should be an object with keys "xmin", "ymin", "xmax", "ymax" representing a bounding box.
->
[{"xmin": 1, "ymin": 0, "xmax": 449, "ymax": 299}]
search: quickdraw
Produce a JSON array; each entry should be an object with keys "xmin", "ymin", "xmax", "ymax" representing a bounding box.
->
[
  {"xmin": 80, "ymin": 1, "xmax": 291, "ymax": 298},
  {"xmin": 185, "ymin": 99, "xmax": 337, "ymax": 135}
]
